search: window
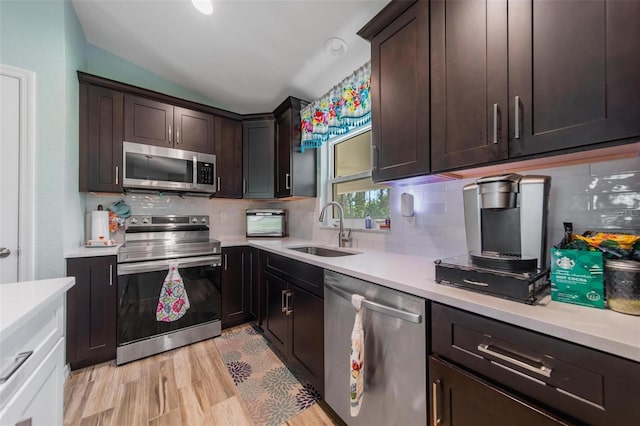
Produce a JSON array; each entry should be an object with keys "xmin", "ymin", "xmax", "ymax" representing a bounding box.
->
[{"xmin": 326, "ymin": 127, "xmax": 390, "ymax": 226}]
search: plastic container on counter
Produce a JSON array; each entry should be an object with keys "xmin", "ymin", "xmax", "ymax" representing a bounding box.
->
[{"xmin": 604, "ymin": 259, "xmax": 640, "ymax": 316}]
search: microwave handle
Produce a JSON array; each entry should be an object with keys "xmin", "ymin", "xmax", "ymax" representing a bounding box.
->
[{"xmin": 193, "ymin": 156, "xmax": 198, "ymax": 189}]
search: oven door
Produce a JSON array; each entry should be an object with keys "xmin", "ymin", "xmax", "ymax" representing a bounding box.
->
[{"xmin": 116, "ymin": 255, "xmax": 221, "ymax": 364}]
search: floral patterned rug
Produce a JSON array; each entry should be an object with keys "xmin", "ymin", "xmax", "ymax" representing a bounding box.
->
[{"xmin": 215, "ymin": 324, "xmax": 322, "ymax": 426}]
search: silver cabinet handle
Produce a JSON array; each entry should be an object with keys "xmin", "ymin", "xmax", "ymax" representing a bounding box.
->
[
  {"xmin": 285, "ymin": 173, "xmax": 290, "ymax": 190},
  {"xmin": 115, "ymin": 166, "xmax": 119, "ymax": 185},
  {"xmin": 217, "ymin": 176, "xmax": 221, "ymax": 191},
  {"xmin": 223, "ymin": 254, "xmax": 228, "ymax": 271},
  {"xmin": 463, "ymin": 279, "xmax": 489, "ymax": 287},
  {"xmin": 493, "ymin": 103, "xmax": 499, "ymax": 144},
  {"xmin": 176, "ymin": 126, "xmax": 180, "ymax": 145},
  {"xmin": 325, "ymin": 282, "xmax": 422, "ymax": 323},
  {"xmin": 514, "ymin": 96, "xmax": 521, "ymax": 140},
  {"xmin": 0, "ymin": 247, "xmax": 10, "ymax": 258},
  {"xmin": 281, "ymin": 289, "xmax": 288, "ymax": 313},
  {"xmin": 286, "ymin": 291, "xmax": 293, "ymax": 315},
  {"xmin": 168, "ymin": 124, "xmax": 172, "ymax": 143},
  {"xmin": 243, "ymin": 179, "xmax": 246, "ymax": 194},
  {"xmin": 432, "ymin": 379, "xmax": 442, "ymax": 425},
  {"xmin": 0, "ymin": 351, "xmax": 32, "ymax": 383},
  {"xmin": 477, "ymin": 343, "xmax": 552, "ymax": 378},
  {"xmin": 109, "ymin": 264, "xmax": 113, "ymax": 286},
  {"xmin": 371, "ymin": 145, "xmax": 378, "ymax": 170}
]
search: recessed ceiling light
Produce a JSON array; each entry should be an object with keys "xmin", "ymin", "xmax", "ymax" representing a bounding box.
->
[
  {"xmin": 192, "ymin": 0, "xmax": 213, "ymax": 15},
  {"xmin": 324, "ymin": 37, "xmax": 348, "ymax": 57}
]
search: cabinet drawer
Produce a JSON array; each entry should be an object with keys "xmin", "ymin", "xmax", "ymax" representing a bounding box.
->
[
  {"xmin": 0, "ymin": 296, "xmax": 64, "ymax": 408},
  {"xmin": 432, "ymin": 303, "xmax": 640, "ymax": 425},
  {"xmin": 265, "ymin": 253, "xmax": 324, "ymax": 298}
]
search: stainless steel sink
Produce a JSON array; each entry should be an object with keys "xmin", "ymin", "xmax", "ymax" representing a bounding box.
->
[{"xmin": 287, "ymin": 246, "xmax": 359, "ymax": 257}]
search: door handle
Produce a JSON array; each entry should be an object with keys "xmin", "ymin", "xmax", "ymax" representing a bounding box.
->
[
  {"xmin": 109, "ymin": 264, "xmax": 113, "ymax": 286},
  {"xmin": 493, "ymin": 103, "xmax": 499, "ymax": 144},
  {"xmin": 223, "ymin": 254, "xmax": 228, "ymax": 271},
  {"xmin": 0, "ymin": 247, "xmax": 10, "ymax": 258},
  {"xmin": 281, "ymin": 289, "xmax": 288, "ymax": 312},
  {"xmin": 176, "ymin": 126, "xmax": 180, "ymax": 145},
  {"xmin": 0, "ymin": 351, "xmax": 32, "ymax": 383},
  {"xmin": 115, "ymin": 166, "xmax": 119, "ymax": 185},
  {"xmin": 286, "ymin": 291, "xmax": 293, "ymax": 315},
  {"xmin": 168, "ymin": 124, "xmax": 172, "ymax": 143},
  {"xmin": 371, "ymin": 145, "xmax": 378, "ymax": 170},
  {"xmin": 285, "ymin": 173, "xmax": 290, "ymax": 190},
  {"xmin": 217, "ymin": 176, "xmax": 221, "ymax": 191},
  {"xmin": 243, "ymin": 179, "xmax": 247, "ymax": 194},
  {"xmin": 514, "ymin": 96, "xmax": 521, "ymax": 140},
  {"xmin": 432, "ymin": 379, "xmax": 442, "ymax": 425},
  {"xmin": 477, "ymin": 343, "xmax": 552, "ymax": 378}
]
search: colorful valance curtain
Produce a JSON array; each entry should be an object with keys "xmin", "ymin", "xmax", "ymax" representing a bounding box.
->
[{"xmin": 300, "ymin": 61, "xmax": 371, "ymax": 152}]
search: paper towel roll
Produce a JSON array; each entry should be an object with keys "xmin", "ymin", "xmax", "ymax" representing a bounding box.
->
[{"xmin": 91, "ymin": 211, "xmax": 110, "ymax": 241}]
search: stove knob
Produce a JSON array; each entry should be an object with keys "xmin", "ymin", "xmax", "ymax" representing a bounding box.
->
[
  {"xmin": 130, "ymin": 218, "xmax": 138, "ymax": 224},
  {"xmin": 142, "ymin": 217, "xmax": 150, "ymax": 224},
  {"xmin": 201, "ymin": 217, "xmax": 207, "ymax": 224},
  {"xmin": 192, "ymin": 217, "xmax": 198, "ymax": 223}
]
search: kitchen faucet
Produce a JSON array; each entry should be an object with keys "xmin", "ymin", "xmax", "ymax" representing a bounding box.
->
[{"xmin": 318, "ymin": 201, "xmax": 352, "ymax": 248}]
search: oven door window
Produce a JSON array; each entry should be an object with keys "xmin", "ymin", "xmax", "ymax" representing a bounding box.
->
[{"xmin": 117, "ymin": 264, "xmax": 221, "ymax": 346}]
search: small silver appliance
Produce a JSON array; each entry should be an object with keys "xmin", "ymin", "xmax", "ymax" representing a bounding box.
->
[
  {"xmin": 246, "ymin": 209, "xmax": 286, "ymax": 237},
  {"xmin": 435, "ymin": 173, "xmax": 551, "ymax": 303}
]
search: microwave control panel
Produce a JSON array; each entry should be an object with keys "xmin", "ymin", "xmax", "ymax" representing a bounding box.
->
[{"xmin": 197, "ymin": 161, "xmax": 214, "ymax": 185}]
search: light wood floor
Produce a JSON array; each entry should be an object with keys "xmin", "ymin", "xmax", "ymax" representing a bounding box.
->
[{"xmin": 64, "ymin": 336, "xmax": 341, "ymax": 426}]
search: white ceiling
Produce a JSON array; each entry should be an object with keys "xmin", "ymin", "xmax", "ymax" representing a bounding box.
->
[{"xmin": 72, "ymin": 0, "xmax": 390, "ymax": 114}]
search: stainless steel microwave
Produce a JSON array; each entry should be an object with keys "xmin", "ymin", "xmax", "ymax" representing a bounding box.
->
[
  {"xmin": 122, "ymin": 142, "xmax": 216, "ymax": 194},
  {"xmin": 246, "ymin": 209, "xmax": 286, "ymax": 237}
]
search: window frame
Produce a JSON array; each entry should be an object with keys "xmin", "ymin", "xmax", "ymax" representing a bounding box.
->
[{"xmin": 323, "ymin": 124, "xmax": 388, "ymax": 229}]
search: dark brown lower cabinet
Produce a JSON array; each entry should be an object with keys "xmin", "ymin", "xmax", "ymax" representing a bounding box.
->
[
  {"xmin": 66, "ymin": 256, "xmax": 117, "ymax": 370},
  {"xmin": 262, "ymin": 253, "xmax": 324, "ymax": 396},
  {"xmin": 429, "ymin": 357, "xmax": 568, "ymax": 426},
  {"xmin": 221, "ymin": 247, "xmax": 254, "ymax": 329}
]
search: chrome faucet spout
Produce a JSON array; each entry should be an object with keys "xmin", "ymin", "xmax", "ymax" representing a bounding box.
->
[{"xmin": 319, "ymin": 201, "xmax": 351, "ymax": 247}]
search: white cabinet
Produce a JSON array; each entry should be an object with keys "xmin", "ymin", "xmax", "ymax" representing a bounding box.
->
[{"xmin": 0, "ymin": 279, "xmax": 73, "ymax": 426}]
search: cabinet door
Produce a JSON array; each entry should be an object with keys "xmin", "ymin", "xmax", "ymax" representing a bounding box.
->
[
  {"xmin": 370, "ymin": 0, "xmax": 430, "ymax": 182},
  {"xmin": 124, "ymin": 94, "xmax": 173, "ymax": 147},
  {"xmin": 509, "ymin": 0, "xmax": 640, "ymax": 157},
  {"xmin": 243, "ymin": 119, "xmax": 275, "ymax": 199},
  {"xmin": 275, "ymin": 109, "xmax": 292, "ymax": 198},
  {"xmin": 431, "ymin": 0, "xmax": 508, "ymax": 171},
  {"xmin": 81, "ymin": 85, "xmax": 123, "ymax": 192},
  {"xmin": 429, "ymin": 357, "xmax": 568, "ymax": 426},
  {"xmin": 66, "ymin": 256, "xmax": 117, "ymax": 370},
  {"xmin": 174, "ymin": 106, "xmax": 215, "ymax": 154},
  {"xmin": 214, "ymin": 116, "xmax": 243, "ymax": 198},
  {"xmin": 263, "ymin": 271, "xmax": 289, "ymax": 355},
  {"xmin": 289, "ymin": 284, "xmax": 324, "ymax": 396},
  {"xmin": 221, "ymin": 247, "xmax": 252, "ymax": 329}
]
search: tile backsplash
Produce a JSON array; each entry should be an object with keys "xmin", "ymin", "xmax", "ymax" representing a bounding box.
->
[{"xmin": 85, "ymin": 156, "xmax": 639, "ymax": 262}]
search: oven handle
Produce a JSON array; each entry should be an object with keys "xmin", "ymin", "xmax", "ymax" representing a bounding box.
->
[{"xmin": 117, "ymin": 256, "xmax": 222, "ymax": 275}]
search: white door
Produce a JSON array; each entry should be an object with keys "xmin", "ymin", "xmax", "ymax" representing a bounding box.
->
[{"xmin": 0, "ymin": 64, "xmax": 34, "ymax": 284}]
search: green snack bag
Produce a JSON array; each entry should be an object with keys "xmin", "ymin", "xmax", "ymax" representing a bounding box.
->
[{"xmin": 551, "ymin": 248, "xmax": 605, "ymax": 308}]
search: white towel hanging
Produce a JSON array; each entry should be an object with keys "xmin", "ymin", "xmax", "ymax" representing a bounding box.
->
[{"xmin": 350, "ymin": 294, "xmax": 365, "ymax": 417}]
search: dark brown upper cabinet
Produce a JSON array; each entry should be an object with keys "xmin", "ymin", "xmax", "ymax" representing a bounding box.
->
[
  {"xmin": 79, "ymin": 84, "xmax": 124, "ymax": 192},
  {"xmin": 359, "ymin": 0, "xmax": 430, "ymax": 183},
  {"xmin": 213, "ymin": 116, "xmax": 243, "ymax": 198},
  {"xmin": 430, "ymin": 0, "xmax": 509, "ymax": 172},
  {"xmin": 431, "ymin": 0, "xmax": 640, "ymax": 172},
  {"xmin": 508, "ymin": 0, "xmax": 640, "ymax": 157},
  {"xmin": 273, "ymin": 97, "xmax": 315, "ymax": 198},
  {"xmin": 243, "ymin": 118, "xmax": 275, "ymax": 199},
  {"xmin": 124, "ymin": 94, "xmax": 214, "ymax": 154}
]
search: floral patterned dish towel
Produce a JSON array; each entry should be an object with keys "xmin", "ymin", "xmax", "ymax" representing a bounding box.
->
[
  {"xmin": 156, "ymin": 261, "xmax": 190, "ymax": 322},
  {"xmin": 350, "ymin": 294, "xmax": 365, "ymax": 417}
]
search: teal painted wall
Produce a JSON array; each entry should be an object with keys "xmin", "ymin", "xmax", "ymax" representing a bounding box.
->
[
  {"xmin": 85, "ymin": 43, "xmax": 222, "ymax": 109},
  {"xmin": 0, "ymin": 0, "xmax": 83, "ymax": 279}
]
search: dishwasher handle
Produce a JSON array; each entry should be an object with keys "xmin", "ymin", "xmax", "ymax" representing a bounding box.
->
[{"xmin": 325, "ymin": 282, "xmax": 422, "ymax": 324}]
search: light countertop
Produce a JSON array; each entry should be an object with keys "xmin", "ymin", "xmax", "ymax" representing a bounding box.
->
[
  {"xmin": 63, "ymin": 236, "xmax": 640, "ymax": 362},
  {"xmin": 245, "ymin": 238, "xmax": 640, "ymax": 363},
  {"xmin": 65, "ymin": 245, "xmax": 119, "ymax": 258},
  {"xmin": 0, "ymin": 277, "xmax": 75, "ymax": 341}
]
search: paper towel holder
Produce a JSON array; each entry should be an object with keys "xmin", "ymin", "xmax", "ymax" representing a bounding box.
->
[{"xmin": 401, "ymin": 193, "xmax": 414, "ymax": 217}]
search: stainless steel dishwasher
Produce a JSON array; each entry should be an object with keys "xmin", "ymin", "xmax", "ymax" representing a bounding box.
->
[{"xmin": 324, "ymin": 270, "xmax": 427, "ymax": 425}]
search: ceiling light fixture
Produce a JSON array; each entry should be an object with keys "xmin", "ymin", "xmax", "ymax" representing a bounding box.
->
[
  {"xmin": 324, "ymin": 37, "xmax": 348, "ymax": 57},
  {"xmin": 192, "ymin": 0, "xmax": 213, "ymax": 15}
]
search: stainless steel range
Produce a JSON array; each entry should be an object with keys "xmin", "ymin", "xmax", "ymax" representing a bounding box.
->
[{"xmin": 116, "ymin": 214, "xmax": 222, "ymax": 365}]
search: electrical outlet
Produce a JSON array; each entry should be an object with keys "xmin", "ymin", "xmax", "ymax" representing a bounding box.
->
[{"xmin": 220, "ymin": 211, "xmax": 228, "ymax": 222}]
